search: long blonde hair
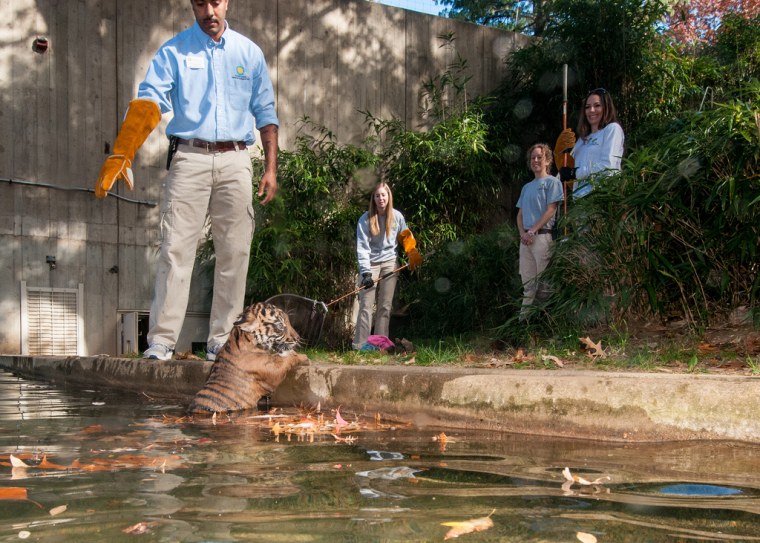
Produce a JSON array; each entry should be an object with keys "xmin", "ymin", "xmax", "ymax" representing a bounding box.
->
[{"xmin": 368, "ymin": 182, "xmax": 394, "ymax": 238}]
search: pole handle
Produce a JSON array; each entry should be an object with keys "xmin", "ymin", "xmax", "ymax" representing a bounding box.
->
[{"xmin": 326, "ymin": 263, "xmax": 409, "ymax": 307}]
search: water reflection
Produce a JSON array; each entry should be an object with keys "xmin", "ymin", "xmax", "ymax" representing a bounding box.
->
[{"xmin": 1, "ymin": 369, "xmax": 760, "ymax": 542}]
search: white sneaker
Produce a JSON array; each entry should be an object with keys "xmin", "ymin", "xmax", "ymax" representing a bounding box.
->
[
  {"xmin": 206, "ymin": 344, "xmax": 222, "ymax": 361},
  {"xmin": 144, "ymin": 343, "xmax": 173, "ymax": 360}
]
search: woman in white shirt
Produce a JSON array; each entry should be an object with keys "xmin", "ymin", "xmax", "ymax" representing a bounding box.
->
[{"xmin": 556, "ymin": 88, "xmax": 625, "ymax": 199}]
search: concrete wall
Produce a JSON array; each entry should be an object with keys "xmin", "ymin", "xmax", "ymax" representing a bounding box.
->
[{"xmin": 0, "ymin": 0, "xmax": 528, "ymax": 356}]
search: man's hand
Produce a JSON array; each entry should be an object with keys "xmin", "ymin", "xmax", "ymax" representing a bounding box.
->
[{"xmin": 257, "ymin": 171, "xmax": 278, "ymax": 205}]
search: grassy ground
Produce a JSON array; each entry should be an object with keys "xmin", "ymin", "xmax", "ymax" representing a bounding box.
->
[{"xmin": 303, "ymin": 319, "xmax": 760, "ymax": 376}]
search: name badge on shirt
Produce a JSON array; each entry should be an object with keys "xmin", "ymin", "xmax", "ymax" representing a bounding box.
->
[{"xmin": 186, "ymin": 56, "xmax": 206, "ymax": 69}]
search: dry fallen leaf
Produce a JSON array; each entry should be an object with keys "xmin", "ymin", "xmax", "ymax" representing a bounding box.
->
[
  {"xmin": 541, "ymin": 354, "xmax": 565, "ymax": 367},
  {"xmin": 512, "ymin": 348, "xmax": 528, "ymax": 363},
  {"xmin": 441, "ymin": 509, "xmax": 495, "ymax": 540},
  {"xmin": 173, "ymin": 351, "xmax": 202, "ymax": 360},
  {"xmin": 579, "ymin": 337, "xmax": 606, "ymax": 359},
  {"xmin": 697, "ymin": 342, "xmax": 718, "ymax": 354},
  {"xmin": 577, "ymin": 532, "xmax": 598, "ymax": 543}
]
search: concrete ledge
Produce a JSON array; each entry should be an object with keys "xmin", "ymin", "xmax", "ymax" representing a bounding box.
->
[
  {"xmin": 0, "ymin": 355, "xmax": 211, "ymax": 398},
  {"xmin": 1, "ymin": 355, "xmax": 758, "ymax": 443}
]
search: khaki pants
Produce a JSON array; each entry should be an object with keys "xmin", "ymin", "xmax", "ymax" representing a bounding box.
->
[
  {"xmin": 352, "ymin": 259, "xmax": 399, "ymax": 349},
  {"xmin": 519, "ymin": 233, "xmax": 553, "ymax": 316},
  {"xmin": 148, "ymin": 145, "xmax": 254, "ymax": 350}
]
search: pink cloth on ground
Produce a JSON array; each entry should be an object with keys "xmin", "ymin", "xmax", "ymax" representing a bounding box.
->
[{"xmin": 366, "ymin": 335, "xmax": 395, "ymax": 351}]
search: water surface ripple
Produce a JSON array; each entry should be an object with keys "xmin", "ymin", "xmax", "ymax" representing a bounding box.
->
[{"xmin": 1, "ymin": 370, "xmax": 759, "ymax": 542}]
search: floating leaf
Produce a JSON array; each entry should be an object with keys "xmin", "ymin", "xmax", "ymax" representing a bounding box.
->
[
  {"xmin": 577, "ymin": 532, "xmax": 598, "ymax": 543},
  {"xmin": 563, "ymin": 467, "xmax": 611, "ymax": 486},
  {"xmin": 38, "ymin": 456, "xmax": 69, "ymax": 470},
  {"xmin": 0, "ymin": 487, "xmax": 29, "ymax": 500},
  {"xmin": 335, "ymin": 407, "xmax": 348, "ymax": 428},
  {"xmin": 122, "ymin": 521, "xmax": 157, "ymax": 535},
  {"xmin": 0, "ymin": 487, "xmax": 43, "ymax": 508},
  {"xmin": 442, "ymin": 510, "xmax": 495, "ymax": 540},
  {"xmin": 9, "ymin": 455, "xmax": 30, "ymax": 468},
  {"xmin": 331, "ymin": 434, "xmax": 356, "ymax": 443},
  {"xmin": 49, "ymin": 505, "xmax": 67, "ymax": 516}
]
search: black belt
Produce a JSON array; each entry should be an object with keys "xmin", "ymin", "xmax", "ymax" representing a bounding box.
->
[
  {"xmin": 536, "ymin": 228, "xmax": 554, "ymax": 235},
  {"xmin": 176, "ymin": 138, "xmax": 247, "ymax": 152}
]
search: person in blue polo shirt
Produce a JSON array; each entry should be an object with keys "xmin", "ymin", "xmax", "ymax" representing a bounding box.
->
[
  {"xmin": 94, "ymin": 0, "xmax": 279, "ymax": 361},
  {"xmin": 516, "ymin": 143, "xmax": 564, "ymax": 320}
]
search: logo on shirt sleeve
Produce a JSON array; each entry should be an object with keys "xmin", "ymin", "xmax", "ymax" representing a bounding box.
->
[{"xmin": 233, "ymin": 65, "xmax": 250, "ymax": 81}]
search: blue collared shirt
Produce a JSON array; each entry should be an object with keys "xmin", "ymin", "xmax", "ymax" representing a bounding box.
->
[{"xmin": 137, "ymin": 22, "xmax": 278, "ymax": 144}]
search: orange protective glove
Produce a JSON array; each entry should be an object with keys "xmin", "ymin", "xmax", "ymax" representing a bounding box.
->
[
  {"xmin": 95, "ymin": 99, "xmax": 161, "ymax": 198},
  {"xmin": 554, "ymin": 128, "xmax": 576, "ymax": 171},
  {"xmin": 398, "ymin": 229, "xmax": 423, "ymax": 271}
]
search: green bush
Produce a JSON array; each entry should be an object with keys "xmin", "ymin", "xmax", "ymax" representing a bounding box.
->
[{"xmin": 393, "ymin": 224, "xmax": 522, "ymax": 340}]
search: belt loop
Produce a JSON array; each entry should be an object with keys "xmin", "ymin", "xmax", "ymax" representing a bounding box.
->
[{"xmin": 233, "ymin": 141, "xmax": 240, "ymax": 151}]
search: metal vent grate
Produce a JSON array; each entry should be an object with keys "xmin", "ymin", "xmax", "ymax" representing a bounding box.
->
[{"xmin": 22, "ymin": 283, "xmax": 83, "ymax": 356}]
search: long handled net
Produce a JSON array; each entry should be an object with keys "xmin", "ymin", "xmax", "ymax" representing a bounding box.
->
[{"xmin": 266, "ymin": 263, "xmax": 409, "ymax": 346}]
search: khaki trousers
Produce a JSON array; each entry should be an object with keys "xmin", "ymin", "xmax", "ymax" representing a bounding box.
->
[
  {"xmin": 352, "ymin": 259, "xmax": 399, "ymax": 349},
  {"xmin": 519, "ymin": 233, "xmax": 553, "ymax": 315},
  {"xmin": 148, "ymin": 145, "xmax": 254, "ymax": 350}
]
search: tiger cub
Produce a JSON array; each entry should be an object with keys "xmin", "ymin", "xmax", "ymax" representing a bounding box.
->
[{"xmin": 188, "ymin": 302, "xmax": 309, "ymax": 414}]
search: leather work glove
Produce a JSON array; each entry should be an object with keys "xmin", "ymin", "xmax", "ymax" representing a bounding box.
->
[
  {"xmin": 554, "ymin": 128, "xmax": 576, "ymax": 171},
  {"xmin": 95, "ymin": 99, "xmax": 161, "ymax": 198},
  {"xmin": 560, "ymin": 166, "xmax": 578, "ymax": 182},
  {"xmin": 398, "ymin": 229, "xmax": 423, "ymax": 271},
  {"xmin": 360, "ymin": 273, "xmax": 375, "ymax": 289}
]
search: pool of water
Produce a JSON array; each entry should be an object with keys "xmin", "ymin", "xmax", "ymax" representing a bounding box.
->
[{"xmin": 1, "ymin": 369, "xmax": 759, "ymax": 542}]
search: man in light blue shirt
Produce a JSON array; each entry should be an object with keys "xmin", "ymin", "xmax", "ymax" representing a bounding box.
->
[{"xmin": 96, "ymin": 0, "xmax": 279, "ymax": 361}]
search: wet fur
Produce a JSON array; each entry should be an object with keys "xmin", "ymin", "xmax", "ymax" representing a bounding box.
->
[{"xmin": 188, "ymin": 303, "xmax": 309, "ymax": 414}]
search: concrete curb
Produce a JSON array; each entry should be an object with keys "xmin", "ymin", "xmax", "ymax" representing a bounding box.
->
[{"xmin": 1, "ymin": 355, "xmax": 758, "ymax": 443}]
